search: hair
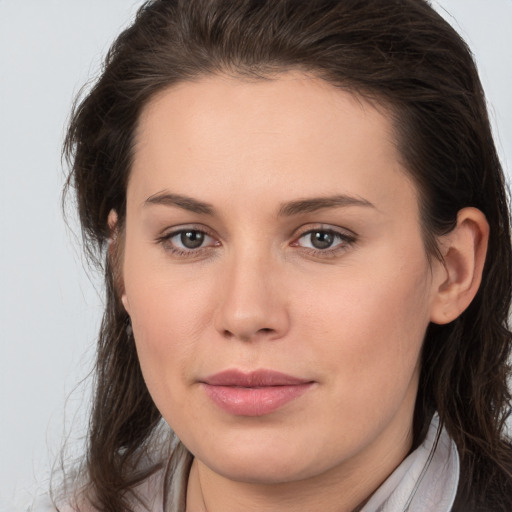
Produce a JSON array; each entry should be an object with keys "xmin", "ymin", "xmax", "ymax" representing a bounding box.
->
[{"xmin": 63, "ymin": 0, "xmax": 512, "ymax": 510}]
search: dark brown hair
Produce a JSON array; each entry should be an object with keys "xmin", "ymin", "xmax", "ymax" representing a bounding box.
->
[{"xmin": 63, "ymin": 0, "xmax": 512, "ymax": 510}]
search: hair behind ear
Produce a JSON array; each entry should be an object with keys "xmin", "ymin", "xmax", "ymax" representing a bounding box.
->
[{"xmin": 416, "ymin": 203, "xmax": 512, "ymax": 508}]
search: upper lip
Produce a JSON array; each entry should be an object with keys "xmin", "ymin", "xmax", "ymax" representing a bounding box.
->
[{"xmin": 202, "ymin": 369, "xmax": 312, "ymax": 387}]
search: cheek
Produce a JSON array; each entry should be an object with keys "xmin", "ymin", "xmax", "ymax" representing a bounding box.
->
[
  {"xmin": 123, "ymin": 256, "xmax": 218, "ymax": 412},
  {"xmin": 294, "ymin": 251, "xmax": 432, "ymax": 410}
]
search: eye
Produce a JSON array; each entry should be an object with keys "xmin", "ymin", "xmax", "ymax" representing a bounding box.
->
[
  {"xmin": 293, "ymin": 228, "xmax": 355, "ymax": 253},
  {"xmin": 174, "ymin": 230, "xmax": 209, "ymax": 249},
  {"xmin": 157, "ymin": 227, "xmax": 219, "ymax": 255},
  {"xmin": 302, "ymin": 231, "xmax": 337, "ymax": 250}
]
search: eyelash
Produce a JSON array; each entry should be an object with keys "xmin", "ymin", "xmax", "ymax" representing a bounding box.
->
[{"xmin": 156, "ymin": 226, "xmax": 356, "ymax": 259}]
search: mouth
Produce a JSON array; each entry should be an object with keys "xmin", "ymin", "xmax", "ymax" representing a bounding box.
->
[{"xmin": 200, "ymin": 369, "xmax": 315, "ymax": 416}]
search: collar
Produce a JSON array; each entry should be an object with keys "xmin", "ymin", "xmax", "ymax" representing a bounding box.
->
[{"xmin": 362, "ymin": 413, "xmax": 460, "ymax": 512}]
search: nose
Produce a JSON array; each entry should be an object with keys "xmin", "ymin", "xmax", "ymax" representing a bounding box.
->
[{"xmin": 214, "ymin": 250, "xmax": 290, "ymax": 342}]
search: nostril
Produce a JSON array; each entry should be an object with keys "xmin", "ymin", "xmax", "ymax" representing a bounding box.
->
[{"xmin": 222, "ymin": 327, "xmax": 275, "ymax": 341}]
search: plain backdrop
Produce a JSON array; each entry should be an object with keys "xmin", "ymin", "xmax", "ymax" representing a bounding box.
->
[{"xmin": 1, "ymin": 1, "xmax": 511, "ymax": 509}]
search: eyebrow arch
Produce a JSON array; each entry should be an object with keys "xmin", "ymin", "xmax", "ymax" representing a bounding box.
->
[
  {"xmin": 278, "ymin": 195, "xmax": 375, "ymax": 216},
  {"xmin": 144, "ymin": 191, "xmax": 215, "ymax": 215}
]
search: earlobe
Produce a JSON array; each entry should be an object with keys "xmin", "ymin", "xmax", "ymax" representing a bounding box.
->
[
  {"xmin": 121, "ymin": 293, "xmax": 130, "ymax": 314},
  {"xmin": 430, "ymin": 207, "xmax": 489, "ymax": 325},
  {"xmin": 108, "ymin": 209, "xmax": 118, "ymax": 233}
]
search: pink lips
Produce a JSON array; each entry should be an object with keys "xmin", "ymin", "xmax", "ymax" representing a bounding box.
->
[{"xmin": 201, "ymin": 369, "xmax": 314, "ymax": 416}]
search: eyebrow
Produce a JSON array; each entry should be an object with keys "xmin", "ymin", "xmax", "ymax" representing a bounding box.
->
[
  {"xmin": 144, "ymin": 192, "xmax": 215, "ymax": 215},
  {"xmin": 144, "ymin": 191, "xmax": 375, "ymax": 216},
  {"xmin": 277, "ymin": 195, "xmax": 375, "ymax": 216}
]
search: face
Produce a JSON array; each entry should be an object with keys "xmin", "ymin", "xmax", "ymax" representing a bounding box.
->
[{"xmin": 121, "ymin": 73, "xmax": 443, "ymax": 484}]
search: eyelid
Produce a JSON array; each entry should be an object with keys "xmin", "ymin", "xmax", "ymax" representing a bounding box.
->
[{"xmin": 292, "ymin": 223, "xmax": 357, "ymax": 239}]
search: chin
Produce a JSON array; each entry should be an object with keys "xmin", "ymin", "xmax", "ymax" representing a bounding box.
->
[
  {"xmin": 205, "ymin": 456, "xmax": 316, "ymax": 485},
  {"xmin": 189, "ymin": 432, "xmax": 339, "ymax": 485}
]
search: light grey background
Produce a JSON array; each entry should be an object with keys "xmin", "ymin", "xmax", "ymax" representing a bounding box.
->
[{"xmin": 1, "ymin": 1, "xmax": 511, "ymax": 509}]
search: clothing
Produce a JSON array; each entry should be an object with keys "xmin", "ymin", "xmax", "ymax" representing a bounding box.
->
[
  {"xmin": 362, "ymin": 413, "xmax": 459, "ymax": 511},
  {"xmin": 29, "ymin": 414, "xmax": 459, "ymax": 512}
]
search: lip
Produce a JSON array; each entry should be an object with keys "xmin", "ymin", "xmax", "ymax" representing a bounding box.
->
[{"xmin": 201, "ymin": 369, "xmax": 314, "ymax": 416}]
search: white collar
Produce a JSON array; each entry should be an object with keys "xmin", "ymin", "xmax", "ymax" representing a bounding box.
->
[{"xmin": 362, "ymin": 413, "xmax": 460, "ymax": 512}]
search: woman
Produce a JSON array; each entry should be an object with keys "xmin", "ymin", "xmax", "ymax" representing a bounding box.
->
[{"xmin": 54, "ymin": 0, "xmax": 512, "ymax": 510}]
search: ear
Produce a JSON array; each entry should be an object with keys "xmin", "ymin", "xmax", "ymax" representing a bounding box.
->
[
  {"xmin": 107, "ymin": 210, "xmax": 130, "ymax": 314},
  {"xmin": 430, "ymin": 207, "xmax": 489, "ymax": 325}
]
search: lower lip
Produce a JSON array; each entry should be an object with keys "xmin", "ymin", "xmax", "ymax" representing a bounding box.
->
[{"xmin": 202, "ymin": 383, "xmax": 313, "ymax": 416}]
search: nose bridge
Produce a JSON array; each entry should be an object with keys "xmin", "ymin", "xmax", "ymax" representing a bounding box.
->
[{"xmin": 214, "ymin": 242, "xmax": 289, "ymax": 341}]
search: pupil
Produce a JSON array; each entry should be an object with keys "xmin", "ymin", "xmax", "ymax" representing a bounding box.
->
[
  {"xmin": 181, "ymin": 231, "xmax": 204, "ymax": 249},
  {"xmin": 312, "ymin": 231, "xmax": 333, "ymax": 249}
]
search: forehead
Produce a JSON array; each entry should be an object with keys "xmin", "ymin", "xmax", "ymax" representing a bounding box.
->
[{"xmin": 130, "ymin": 72, "xmax": 418, "ymax": 218}]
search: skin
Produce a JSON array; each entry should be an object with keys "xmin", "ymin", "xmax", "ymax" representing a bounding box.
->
[{"xmin": 118, "ymin": 73, "xmax": 487, "ymax": 512}]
